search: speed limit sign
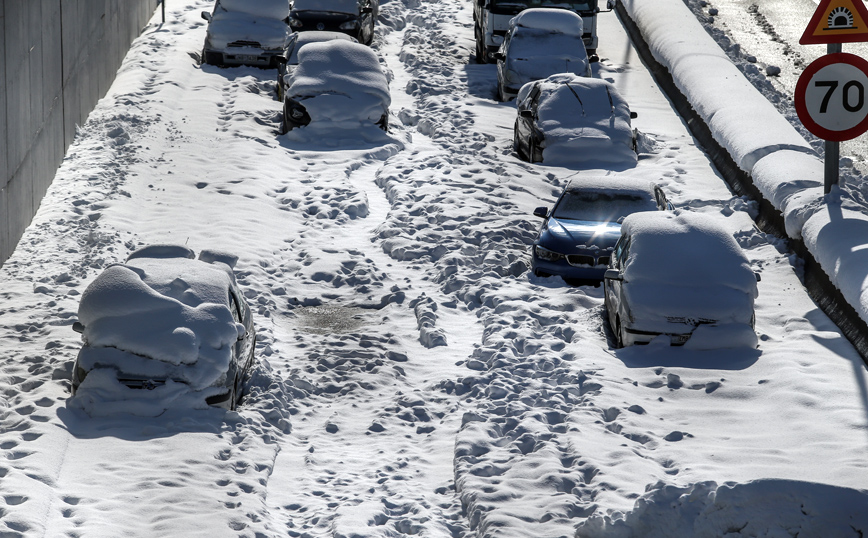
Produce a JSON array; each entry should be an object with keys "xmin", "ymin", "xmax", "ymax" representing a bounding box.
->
[{"xmin": 795, "ymin": 52, "xmax": 868, "ymax": 141}]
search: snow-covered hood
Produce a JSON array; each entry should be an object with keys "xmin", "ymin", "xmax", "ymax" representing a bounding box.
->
[
  {"xmin": 206, "ymin": 11, "xmax": 291, "ymax": 50},
  {"xmin": 624, "ymin": 281, "xmax": 755, "ymax": 327}
]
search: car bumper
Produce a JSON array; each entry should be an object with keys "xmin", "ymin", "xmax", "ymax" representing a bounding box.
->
[
  {"xmin": 532, "ymin": 255, "xmax": 607, "ymax": 280},
  {"xmin": 203, "ymin": 49, "xmax": 281, "ymax": 68}
]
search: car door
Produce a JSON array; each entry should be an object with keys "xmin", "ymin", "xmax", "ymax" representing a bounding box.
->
[
  {"xmin": 515, "ymin": 84, "xmax": 540, "ymax": 159},
  {"xmin": 604, "ymin": 233, "xmax": 630, "ymax": 331}
]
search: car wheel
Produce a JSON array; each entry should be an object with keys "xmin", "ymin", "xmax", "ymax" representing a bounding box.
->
[
  {"xmin": 614, "ymin": 317, "xmax": 625, "ymax": 349},
  {"xmin": 529, "ymin": 138, "xmax": 542, "ymax": 163},
  {"xmin": 475, "ymin": 28, "xmax": 487, "ymax": 64},
  {"xmin": 496, "ymin": 82, "xmax": 506, "ymax": 102},
  {"xmin": 513, "ymin": 123, "xmax": 521, "ymax": 157},
  {"xmin": 279, "ymin": 114, "xmax": 288, "ymax": 135}
]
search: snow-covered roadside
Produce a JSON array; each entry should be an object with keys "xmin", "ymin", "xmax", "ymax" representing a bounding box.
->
[
  {"xmin": 619, "ymin": 0, "xmax": 868, "ymax": 333},
  {"xmin": 0, "ymin": 0, "xmax": 867, "ymax": 537}
]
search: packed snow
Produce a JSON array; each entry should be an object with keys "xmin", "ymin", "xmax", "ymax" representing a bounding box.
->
[{"xmin": 0, "ymin": 0, "xmax": 865, "ymax": 537}]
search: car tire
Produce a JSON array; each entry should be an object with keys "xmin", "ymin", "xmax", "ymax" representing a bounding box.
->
[
  {"xmin": 614, "ymin": 317, "xmax": 625, "ymax": 349},
  {"xmin": 529, "ymin": 138, "xmax": 542, "ymax": 163},
  {"xmin": 496, "ymin": 82, "xmax": 506, "ymax": 102},
  {"xmin": 279, "ymin": 114, "xmax": 288, "ymax": 135},
  {"xmin": 513, "ymin": 123, "xmax": 522, "ymax": 157},
  {"xmin": 475, "ymin": 28, "xmax": 487, "ymax": 64}
]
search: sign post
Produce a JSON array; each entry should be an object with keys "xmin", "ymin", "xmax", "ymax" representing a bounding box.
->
[{"xmin": 798, "ymin": 0, "xmax": 868, "ymax": 192}]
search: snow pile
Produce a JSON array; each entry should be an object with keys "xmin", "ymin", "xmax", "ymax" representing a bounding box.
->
[
  {"xmin": 292, "ymin": 0, "xmax": 360, "ymax": 14},
  {"xmin": 219, "ymin": 0, "xmax": 290, "ymax": 19},
  {"xmin": 206, "ymin": 10, "xmax": 291, "ymax": 49},
  {"xmin": 73, "ymin": 254, "xmax": 246, "ymax": 414},
  {"xmin": 287, "ymin": 40, "xmax": 390, "ymax": 127},
  {"xmin": 511, "ymin": 8, "xmax": 583, "ymax": 35},
  {"xmin": 576, "ymin": 479, "xmax": 868, "ymax": 538},
  {"xmin": 523, "ymin": 74, "xmax": 636, "ymax": 165}
]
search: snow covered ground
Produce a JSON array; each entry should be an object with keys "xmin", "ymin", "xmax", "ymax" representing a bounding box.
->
[{"xmin": 0, "ymin": 1, "xmax": 866, "ymax": 537}]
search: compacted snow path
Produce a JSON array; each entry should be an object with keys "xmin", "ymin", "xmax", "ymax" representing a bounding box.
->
[{"xmin": 0, "ymin": 0, "xmax": 866, "ymax": 537}]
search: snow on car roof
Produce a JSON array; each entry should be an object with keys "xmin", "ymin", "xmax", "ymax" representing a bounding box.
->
[
  {"xmin": 520, "ymin": 74, "xmax": 636, "ymax": 166},
  {"xmin": 289, "ymin": 40, "xmax": 390, "ymax": 104},
  {"xmin": 620, "ymin": 211, "xmax": 757, "ymax": 294},
  {"xmin": 292, "ymin": 0, "xmax": 360, "ymax": 14},
  {"xmin": 219, "ymin": 0, "xmax": 291, "ymax": 19},
  {"xmin": 78, "ymin": 254, "xmax": 244, "ymax": 380},
  {"xmin": 510, "ymin": 8, "xmax": 583, "ymax": 35},
  {"xmin": 564, "ymin": 175, "xmax": 657, "ymax": 198}
]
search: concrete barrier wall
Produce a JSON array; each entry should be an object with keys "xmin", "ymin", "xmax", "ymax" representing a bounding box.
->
[{"xmin": 0, "ymin": 0, "xmax": 159, "ymax": 265}]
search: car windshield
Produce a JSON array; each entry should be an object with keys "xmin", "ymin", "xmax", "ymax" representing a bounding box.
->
[
  {"xmin": 491, "ymin": 0, "xmax": 594, "ymax": 11},
  {"xmin": 508, "ymin": 31, "xmax": 586, "ymax": 59},
  {"xmin": 552, "ymin": 190, "xmax": 655, "ymax": 222},
  {"xmin": 293, "ymin": 0, "xmax": 359, "ymax": 14}
]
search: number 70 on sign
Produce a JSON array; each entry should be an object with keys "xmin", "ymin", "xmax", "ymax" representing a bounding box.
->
[{"xmin": 796, "ymin": 52, "xmax": 868, "ymax": 141}]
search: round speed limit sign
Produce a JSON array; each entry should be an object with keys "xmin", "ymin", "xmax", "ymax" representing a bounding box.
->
[{"xmin": 796, "ymin": 53, "xmax": 868, "ymax": 141}]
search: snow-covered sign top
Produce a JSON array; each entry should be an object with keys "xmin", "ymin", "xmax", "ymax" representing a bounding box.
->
[
  {"xmin": 510, "ymin": 8, "xmax": 583, "ymax": 35},
  {"xmin": 291, "ymin": 41, "xmax": 388, "ymax": 97},
  {"xmin": 219, "ymin": 0, "xmax": 291, "ymax": 19},
  {"xmin": 77, "ymin": 254, "xmax": 246, "ymax": 389},
  {"xmin": 620, "ymin": 211, "xmax": 757, "ymax": 295},
  {"xmin": 207, "ymin": 11, "xmax": 292, "ymax": 49},
  {"xmin": 292, "ymin": 0, "xmax": 360, "ymax": 14}
]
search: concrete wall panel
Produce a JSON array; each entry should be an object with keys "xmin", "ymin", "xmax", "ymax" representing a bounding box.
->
[{"xmin": 1, "ymin": 0, "xmax": 158, "ymax": 265}]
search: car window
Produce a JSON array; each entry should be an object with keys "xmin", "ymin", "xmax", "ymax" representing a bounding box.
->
[
  {"xmin": 552, "ymin": 191, "xmax": 657, "ymax": 222},
  {"xmin": 228, "ymin": 292, "xmax": 243, "ymax": 324},
  {"xmin": 612, "ymin": 235, "xmax": 630, "ymax": 269}
]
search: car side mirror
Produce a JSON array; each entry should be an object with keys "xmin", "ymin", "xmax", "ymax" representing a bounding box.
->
[
  {"xmin": 630, "ymin": 111, "xmax": 638, "ymax": 119},
  {"xmin": 533, "ymin": 206, "xmax": 548, "ymax": 218},
  {"xmin": 755, "ymin": 272, "xmax": 762, "ymax": 282},
  {"xmin": 361, "ymin": 6, "xmax": 373, "ymax": 13},
  {"xmin": 201, "ymin": 11, "xmax": 212, "ymax": 21},
  {"xmin": 604, "ymin": 269, "xmax": 622, "ymax": 281},
  {"xmin": 72, "ymin": 321, "xmax": 85, "ymax": 334},
  {"xmin": 275, "ymin": 56, "xmax": 287, "ymax": 65},
  {"xmin": 519, "ymin": 109, "xmax": 533, "ymax": 119},
  {"xmin": 588, "ymin": 54, "xmax": 599, "ymax": 63},
  {"xmin": 607, "ymin": 0, "xmax": 616, "ymax": 9}
]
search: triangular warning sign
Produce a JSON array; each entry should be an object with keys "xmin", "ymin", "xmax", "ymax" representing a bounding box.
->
[{"xmin": 801, "ymin": 0, "xmax": 868, "ymax": 44}]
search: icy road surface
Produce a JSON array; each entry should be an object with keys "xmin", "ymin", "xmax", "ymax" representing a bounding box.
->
[{"xmin": 0, "ymin": 1, "xmax": 866, "ymax": 537}]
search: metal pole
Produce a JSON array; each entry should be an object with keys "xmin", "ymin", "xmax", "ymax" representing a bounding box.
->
[
  {"xmin": 825, "ymin": 42, "xmax": 842, "ymax": 194},
  {"xmin": 162, "ymin": 0, "xmax": 166, "ymax": 23}
]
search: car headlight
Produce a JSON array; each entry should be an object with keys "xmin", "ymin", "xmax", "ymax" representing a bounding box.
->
[
  {"xmin": 289, "ymin": 106, "xmax": 306, "ymax": 120},
  {"xmin": 504, "ymin": 69, "xmax": 520, "ymax": 83},
  {"xmin": 534, "ymin": 245, "xmax": 564, "ymax": 262},
  {"xmin": 339, "ymin": 19, "xmax": 360, "ymax": 29},
  {"xmin": 289, "ymin": 17, "xmax": 303, "ymax": 27}
]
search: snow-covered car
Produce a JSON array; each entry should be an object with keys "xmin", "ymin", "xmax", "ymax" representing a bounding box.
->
[
  {"xmin": 70, "ymin": 245, "xmax": 256, "ymax": 410},
  {"xmin": 603, "ymin": 212, "xmax": 759, "ymax": 348},
  {"xmin": 276, "ymin": 31, "xmax": 358, "ymax": 101},
  {"xmin": 280, "ymin": 40, "xmax": 390, "ymax": 133},
  {"xmin": 288, "ymin": 0, "xmax": 378, "ymax": 45},
  {"xmin": 531, "ymin": 176, "xmax": 672, "ymax": 282},
  {"xmin": 494, "ymin": 9, "xmax": 594, "ymax": 101},
  {"xmin": 201, "ymin": 0, "xmax": 292, "ymax": 68},
  {"xmin": 514, "ymin": 74, "xmax": 638, "ymax": 166}
]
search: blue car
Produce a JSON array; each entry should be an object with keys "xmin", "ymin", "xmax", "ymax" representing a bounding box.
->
[{"xmin": 530, "ymin": 176, "xmax": 672, "ymax": 283}]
